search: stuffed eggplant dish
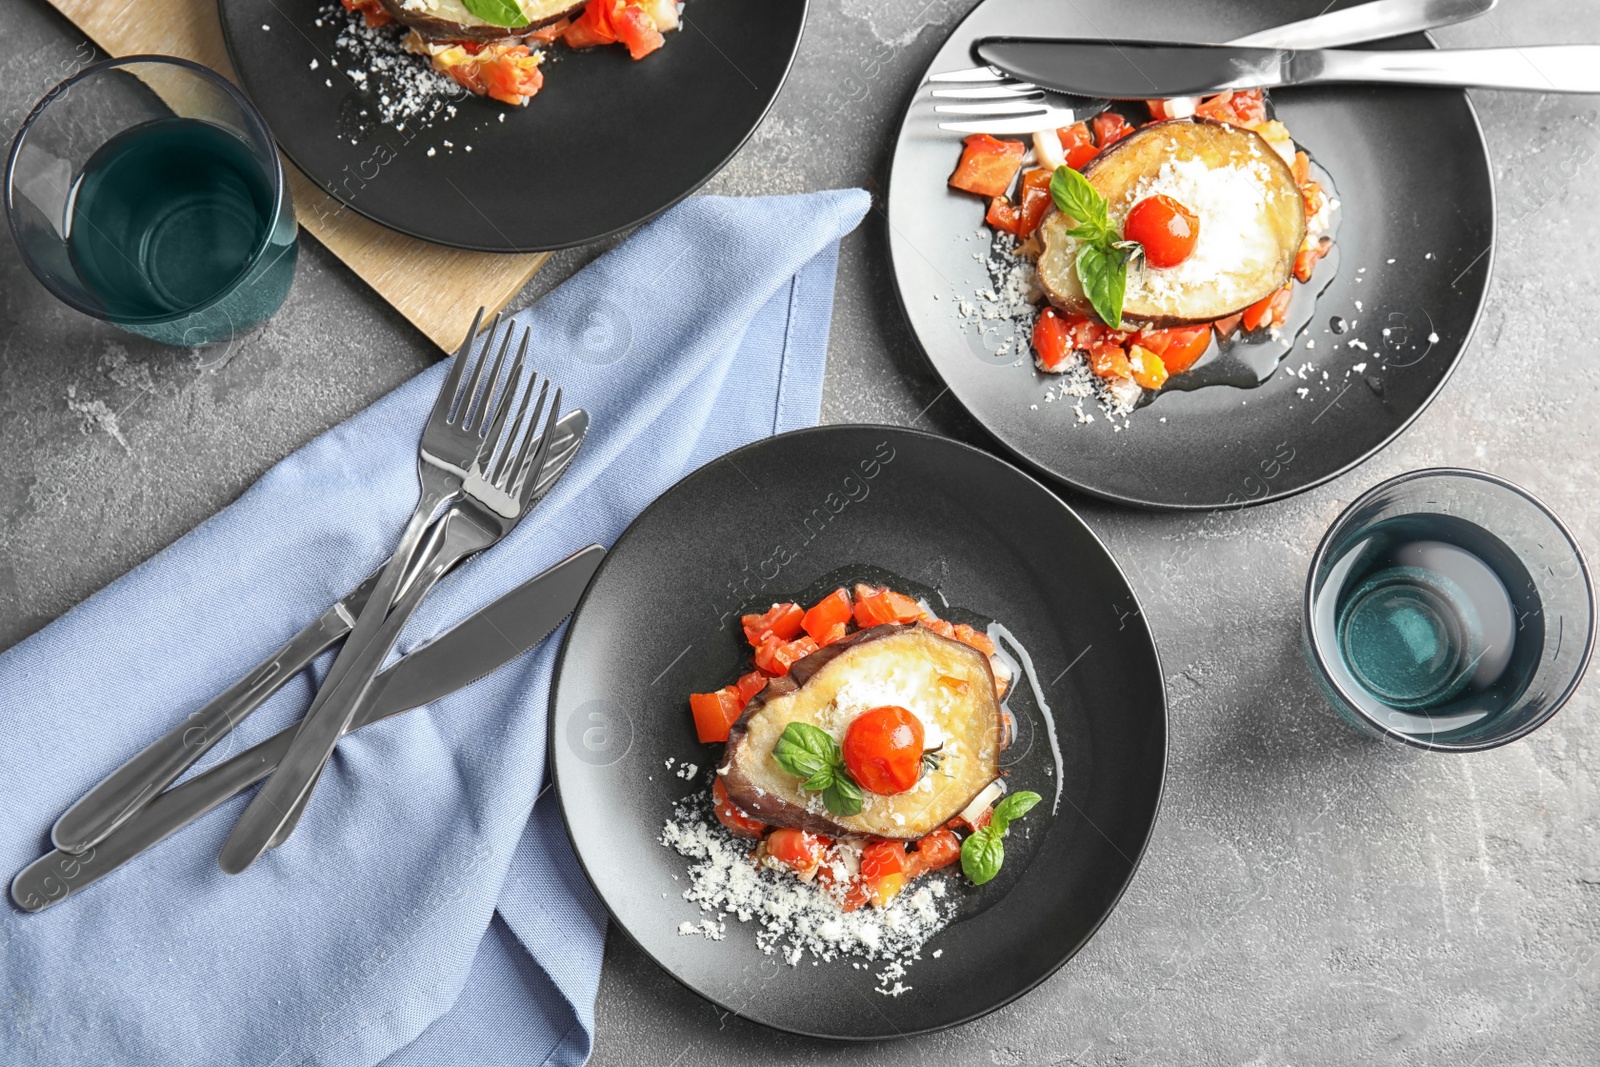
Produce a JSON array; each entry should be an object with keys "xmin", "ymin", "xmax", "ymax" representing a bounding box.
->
[{"xmin": 686, "ymin": 584, "xmax": 1041, "ymax": 914}]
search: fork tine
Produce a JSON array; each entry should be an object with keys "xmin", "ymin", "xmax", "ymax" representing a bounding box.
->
[
  {"xmin": 433, "ymin": 306, "xmax": 485, "ymax": 420},
  {"xmin": 459, "ymin": 314, "xmax": 510, "ymax": 432},
  {"xmin": 926, "ymin": 65, "xmax": 1008, "ymax": 83},
  {"xmin": 934, "ymin": 100, "xmax": 1056, "ymax": 117},
  {"xmin": 930, "ymin": 85, "xmax": 1043, "ymax": 100},
  {"xmin": 481, "ymin": 330, "xmax": 530, "ymax": 477},
  {"xmin": 471, "ymin": 320, "xmax": 519, "ymax": 437},
  {"xmin": 498, "ymin": 380, "xmax": 548, "ymax": 492},
  {"xmin": 514, "ymin": 387, "xmax": 560, "ymax": 500},
  {"xmin": 937, "ymin": 106, "xmax": 1105, "ymax": 134}
]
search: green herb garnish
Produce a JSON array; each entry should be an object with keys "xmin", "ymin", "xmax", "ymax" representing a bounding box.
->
[
  {"xmin": 461, "ymin": 0, "xmax": 529, "ymax": 28},
  {"xmin": 772, "ymin": 723, "xmax": 864, "ymax": 817},
  {"xmin": 960, "ymin": 789, "xmax": 1042, "ymax": 885},
  {"xmin": 1049, "ymin": 165, "xmax": 1139, "ymax": 328}
]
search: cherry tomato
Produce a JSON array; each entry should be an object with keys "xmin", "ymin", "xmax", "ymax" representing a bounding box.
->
[
  {"xmin": 843, "ymin": 706, "xmax": 925, "ymax": 795},
  {"xmin": 949, "ymin": 134, "xmax": 1027, "ymax": 198},
  {"xmin": 741, "ymin": 602, "xmax": 803, "ymax": 648},
  {"xmin": 712, "ymin": 778, "xmax": 767, "ymax": 838},
  {"xmin": 1124, "ymin": 194, "xmax": 1200, "ymax": 269},
  {"xmin": 802, "ymin": 589, "xmax": 853, "ymax": 643},
  {"xmin": 765, "ymin": 828, "xmax": 829, "ymax": 876},
  {"xmin": 910, "ymin": 828, "xmax": 963, "ymax": 873}
]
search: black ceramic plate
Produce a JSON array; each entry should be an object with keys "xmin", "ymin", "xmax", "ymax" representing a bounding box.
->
[
  {"xmin": 550, "ymin": 426, "xmax": 1166, "ymax": 1038},
  {"xmin": 218, "ymin": 0, "xmax": 805, "ymax": 251},
  {"xmin": 887, "ymin": 0, "xmax": 1495, "ymax": 510}
]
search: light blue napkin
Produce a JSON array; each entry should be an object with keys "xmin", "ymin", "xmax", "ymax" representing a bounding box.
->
[{"xmin": 0, "ymin": 189, "xmax": 870, "ymax": 1067}]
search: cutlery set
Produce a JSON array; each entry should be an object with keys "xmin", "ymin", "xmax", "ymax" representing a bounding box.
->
[
  {"xmin": 13, "ymin": 311, "xmax": 598, "ymax": 911},
  {"xmin": 927, "ymin": 0, "xmax": 1597, "ymax": 136}
]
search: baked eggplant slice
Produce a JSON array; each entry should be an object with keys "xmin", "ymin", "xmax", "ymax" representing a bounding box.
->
[
  {"xmin": 721, "ymin": 624, "xmax": 1004, "ymax": 841},
  {"xmin": 378, "ymin": 0, "xmax": 584, "ymax": 42},
  {"xmin": 1038, "ymin": 118, "xmax": 1306, "ymax": 328}
]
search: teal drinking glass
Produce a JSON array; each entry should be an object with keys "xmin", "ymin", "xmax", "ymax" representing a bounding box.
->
[
  {"xmin": 1304, "ymin": 469, "xmax": 1594, "ymax": 751},
  {"xmin": 5, "ymin": 55, "xmax": 296, "ymax": 346}
]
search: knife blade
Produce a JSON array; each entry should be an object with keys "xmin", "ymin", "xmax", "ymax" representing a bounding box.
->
[
  {"xmin": 10, "ymin": 543, "xmax": 604, "ymax": 913},
  {"xmin": 974, "ymin": 38, "xmax": 1600, "ymax": 99}
]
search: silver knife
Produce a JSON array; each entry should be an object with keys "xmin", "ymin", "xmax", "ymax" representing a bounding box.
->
[
  {"xmin": 10, "ymin": 543, "xmax": 605, "ymax": 913},
  {"xmin": 49, "ymin": 410, "xmax": 587, "ymax": 857},
  {"xmin": 974, "ymin": 38, "xmax": 1600, "ymax": 100}
]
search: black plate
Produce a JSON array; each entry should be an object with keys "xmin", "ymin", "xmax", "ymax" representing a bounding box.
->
[
  {"xmin": 549, "ymin": 426, "xmax": 1166, "ymax": 1038},
  {"xmin": 887, "ymin": 0, "xmax": 1495, "ymax": 510},
  {"xmin": 218, "ymin": 0, "xmax": 805, "ymax": 251}
]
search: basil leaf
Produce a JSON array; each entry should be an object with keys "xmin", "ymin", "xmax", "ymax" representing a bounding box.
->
[
  {"xmin": 1076, "ymin": 242, "xmax": 1129, "ymax": 329},
  {"xmin": 960, "ymin": 827, "xmax": 1005, "ymax": 885},
  {"xmin": 823, "ymin": 773, "xmax": 864, "ymax": 817},
  {"xmin": 800, "ymin": 766, "xmax": 836, "ymax": 792},
  {"xmin": 1049, "ymin": 165, "xmax": 1106, "ymax": 237},
  {"xmin": 772, "ymin": 722, "xmax": 838, "ymax": 783},
  {"xmin": 990, "ymin": 790, "xmax": 1042, "ymax": 833},
  {"xmin": 461, "ymin": 0, "xmax": 529, "ymax": 27}
]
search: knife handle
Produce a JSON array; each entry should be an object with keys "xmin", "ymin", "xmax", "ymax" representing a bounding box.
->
[
  {"xmin": 1310, "ymin": 45, "xmax": 1600, "ymax": 94},
  {"xmin": 1231, "ymin": 0, "xmax": 1497, "ymax": 50},
  {"xmin": 46, "ymin": 581, "xmax": 374, "ymax": 856}
]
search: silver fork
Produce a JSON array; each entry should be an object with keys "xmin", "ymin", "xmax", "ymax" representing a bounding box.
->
[
  {"xmin": 47, "ymin": 308, "xmax": 510, "ymax": 856},
  {"xmin": 217, "ymin": 313, "xmax": 536, "ymax": 873},
  {"xmin": 255, "ymin": 367, "xmax": 564, "ymax": 851},
  {"xmin": 928, "ymin": 0, "xmax": 1498, "ymax": 134}
]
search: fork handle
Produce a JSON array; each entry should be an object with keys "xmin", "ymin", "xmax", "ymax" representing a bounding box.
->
[
  {"xmin": 216, "ymin": 501, "xmax": 488, "ymax": 872},
  {"xmin": 47, "ymin": 573, "xmax": 380, "ymax": 856}
]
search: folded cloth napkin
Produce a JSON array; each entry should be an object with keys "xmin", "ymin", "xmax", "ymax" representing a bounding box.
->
[{"xmin": 0, "ymin": 189, "xmax": 869, "ymax": 1067}]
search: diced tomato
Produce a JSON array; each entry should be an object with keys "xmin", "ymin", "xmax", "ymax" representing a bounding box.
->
[
  {"xmin": 564, "ymin": 0, "xmax": 621, "ymax": 48},
  {"xmin": 1031, "ymin": 306, "xmax": 1074, "ymax": 372},
  {"xmin": 816, "ymin": 863, "xmax": 871, "ymax": 911},
  {"xmin": 985, "ymin": 195, "xmax": 1020, "ymax": 235},
  {"xmin": 949, "ymin": 134, "xmax": 1026, "ymax": 198},
  {"xmin": 340, "ymin": 0, "xmax": 392, "ymax": 28},
  {"xmin": 482, "ymin": 49, "xmax": 544, "ymax": 106},
  {"xmin": 528, "ymin": 18, "xmax": 571, "ymax": 42},
  {"xmin": 853, "ymin": 587, "xmax": 924, "ymax": 628},
  {"xmin": 1126, "ymin": 344, "xmax": 1169, "ymax": 391},
  {"xmin": 613, "ymin": 3, "xmax": 665, "ymax": 59},
  {"xmin": 1195, "ymin": 88, "xmax": 1264, "ymax": 126},
  {"xmin": 1057, "ymin": 121, "xmax": 1099, "ymax": 169},
  {"xmin": 1134, "ymin": 325, "xmax": 1211, "ymax": 374},
  {"xmin": 860, "ymin": 839, "xmax": 909, "ymax": 907},
  {"xmin": 1014, "ymin": 168, "xmax": 1054, "ymax": 238},
  {"xmin": 444, "ymin": 61, "xmax": 486, "ymax": 96},
  {"xmin": 1291, "ymin": 150, "xmax": 1312, "ymax": 187},
  {"xmin": 712, "ymin": 778, "xmax": 767, "ymax": 837},
  {"xmin": 1294, "ymin": 237, "xmax": 1333, "ymax": 284},
  {"xmin": 1093, "ymin": 111, "xmax": 1133, "ymax": 147},
  {"xmin": 741, "ymin": 602, "xmax": 803, "ymax": 648},
  {"xmin": 753, "ymin": 634, "xmax": 819, "ymax": 677},
  {"xmin": 735, "ymin": 670, "xmax": 767, "ymax": 706},
  {"xmin": 690, "ymin": 687, "xmax": 742, "ymax": 743},
  {"xmin": 1087, "ymin": 341, "xmax": 1132, "ymax": 381},
  {"xmin": 802, "ymin": 589, "xmax": 853, "ymax": 642},
  {"xmin": 920, "ymin": 617, "xmax": 957, "ymax": 640},
  {"xmin": 766, "ymin": 828, "xmax": 830, "ymax": 877},
  {"xmin": 951, "ymin": 623, "xmax": 995, "ymax": 657},
  {"xmin": 909, "ymin": 828, "xmax": 963, "ymax": 874},
  {"xmin": 1241, "ymin": 285, "xmax": 1293, "ymax": 332},
  {"xmin": 1212, "ymin": 314, "xmax": 1243, "ymax": 339}
]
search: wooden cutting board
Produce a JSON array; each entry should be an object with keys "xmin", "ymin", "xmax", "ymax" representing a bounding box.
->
[{"xmin": 45, "ymin": 0, "xmax": 547, "ymax": 351}]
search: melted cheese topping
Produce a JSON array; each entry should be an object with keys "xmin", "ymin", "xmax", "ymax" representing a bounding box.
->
[{"xmin": 1112, "ymin": 152, "xmax": 1290, "ymax": 317}]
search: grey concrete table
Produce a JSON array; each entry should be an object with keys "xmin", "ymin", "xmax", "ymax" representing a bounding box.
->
[{"xmin": 2, "ymin": 2, "xmax": 1596, "ymax": 1064}]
